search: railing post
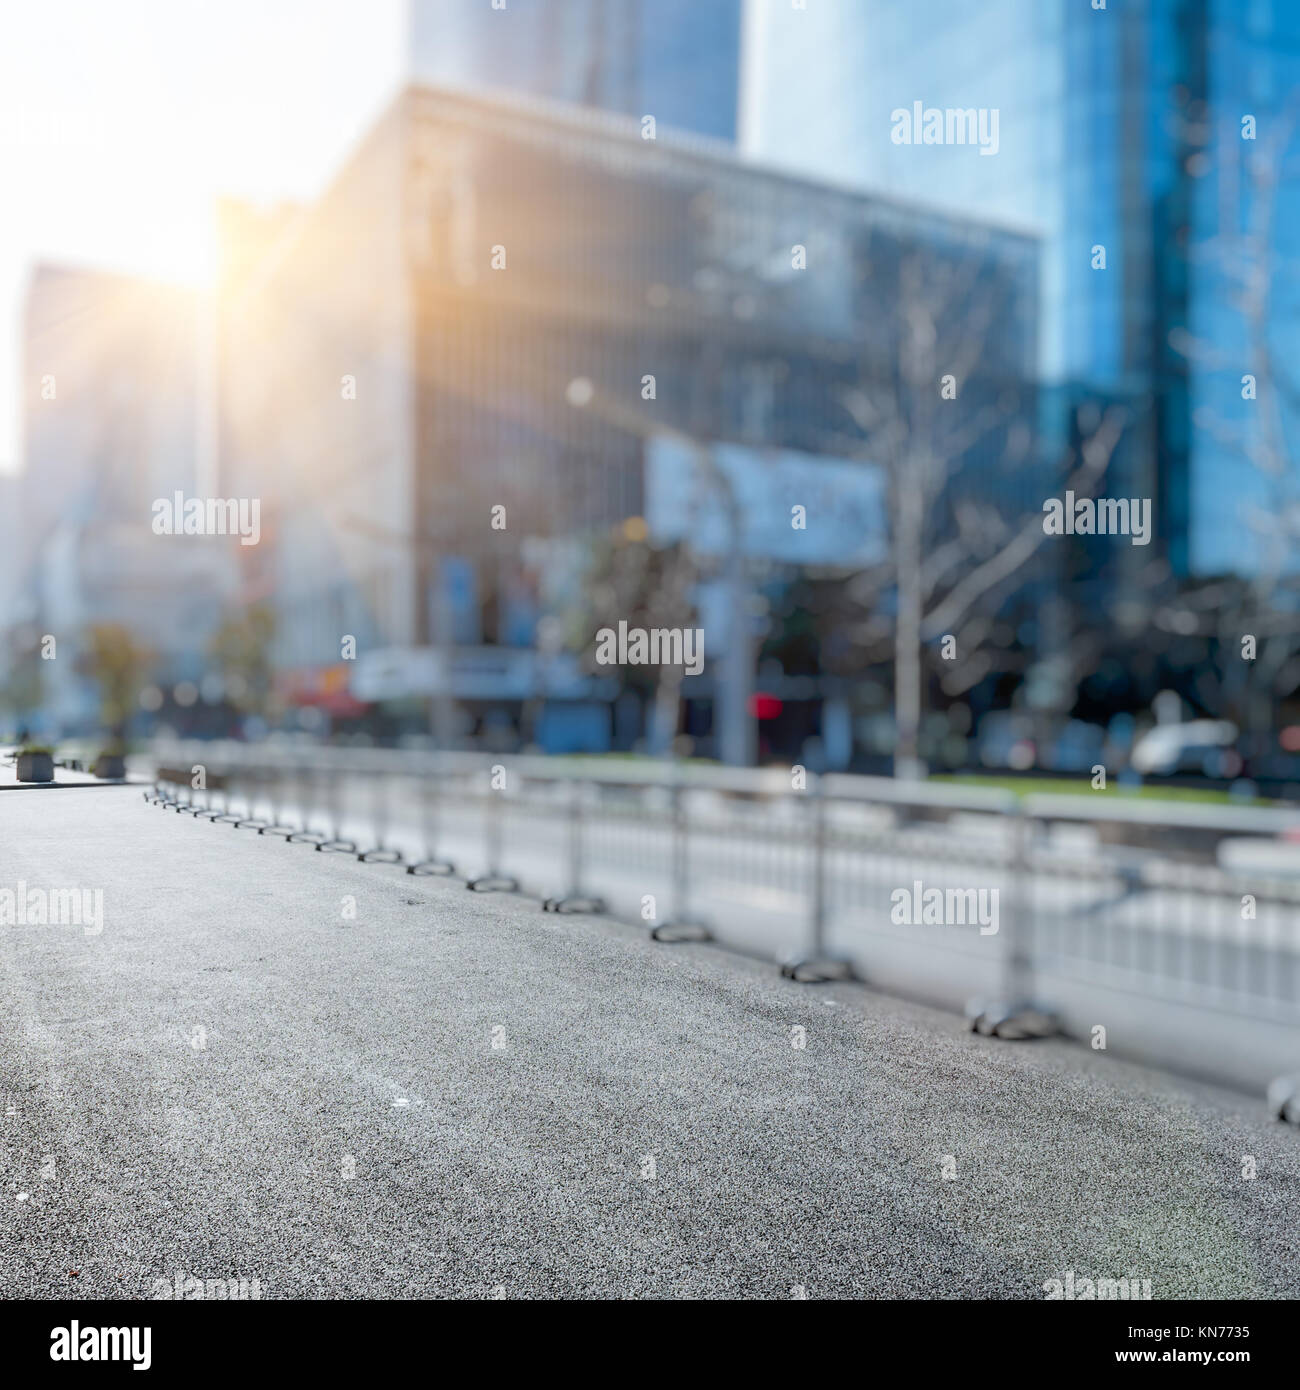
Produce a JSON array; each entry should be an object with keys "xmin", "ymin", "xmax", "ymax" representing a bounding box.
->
[
  {"xmin": 468, "ymin": 762, "xmax": 519, "ymax": 893},
  {"xmin": 181, "ymin": 747, "xmax": 212, "ymax": 817},
  {"xmin": 233, "ymin": 763, "xmax": 270, "ymax": 830},
  {"xmin": 408, "ymin": 750, "xmax": 455, "ymax": 875},
  {"xmin": 211, "ymin": 745, "xmax": 242, "ymax": 824},
  {"xmin": 258, "ymin": 749, "xmax": 298, "ymax": 837},
  {"xmin": 966, "ymin": 800, "xmax": 1056, "ymax": 1039},
  {"xmin": 811, "ymin": 774, "xmax": 827, "ymax": 959},
  {"xmin": 781, "ymin": 771, "xmax": 851, "ymax": 982},
  {"xmin": 651, "ymin": 766, "xmax": 709, "ymax": 941},
  {"xmin": 315, "ymin": 752, "xmax": 357, "ymax": 854},
  {"xmin": 288, "ymin": 753, "xmax": 326, "ymax": 844},
  {"xmin": 543, "ymin": 779, "xmax": 605, "ymax": 913},
  {"xmin": 358, "ymin": 752, "xmax": 402, "ymax": 863}
]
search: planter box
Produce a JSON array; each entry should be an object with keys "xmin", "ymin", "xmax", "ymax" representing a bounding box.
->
[
  {"xmin": 16, "ymin": 752, "xmax": 54, "ymax": 783},
  {"xmin": 92, "ymin": 753, "xmax": 126, "ymax": 780}
]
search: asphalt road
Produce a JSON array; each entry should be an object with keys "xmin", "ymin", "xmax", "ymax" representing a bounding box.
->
[
  {"xmin": 194, "ymin": 770, "xmax": 1300, "ymax": 1091},
  {"xmin": 3, "ymin": 787, "xmax": 1299, "ymax": 1299}
]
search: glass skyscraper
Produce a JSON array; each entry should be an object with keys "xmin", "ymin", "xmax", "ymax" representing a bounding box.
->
[
  {"xmin": 1185, "ymin": 0, "xmax": 1300, "ymax": 575},
  {"xmin": 741, "ymin": 0, "xmax": 1300, "ymax": 577},
  {"xmin": 408, "ymin": 0, "xmax": 743, "ymax": 142}
]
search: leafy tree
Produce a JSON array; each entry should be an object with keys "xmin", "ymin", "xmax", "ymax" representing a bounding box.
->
[
  {"xmin": 208, "ymin": 603, "xmax": 277, "ymax": 720},
  {"xmin": 0, "ymin": 627, "xmax": 44, "ymax": 731},
  {"xmin": 82, "ymin": 623, "xmax": 151, "ymax": 743}
]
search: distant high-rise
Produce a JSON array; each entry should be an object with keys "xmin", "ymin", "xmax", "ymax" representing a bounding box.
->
[
  {"xmin": 407, "ymin": 0, "xmax": 742, "ymax": 141},
  {"xmin": 21, "ymin": 265, "xmax": 200, "ymax": 545},
  {"xmin": 15, "ymin": 265, "xmax": 233, "ymax": 731},
  {"xmin": 741, "ymin": 0, "xmax": 1300, "ymax": 579}
]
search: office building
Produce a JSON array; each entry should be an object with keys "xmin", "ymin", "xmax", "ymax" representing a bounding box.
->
[
  {"xmin": 220, "ymin": 81, "xmax": 1039, "ymax": 755},
  {"xmin": 408, "ymin": 0, "xmax": 743, "ymax": 141}
]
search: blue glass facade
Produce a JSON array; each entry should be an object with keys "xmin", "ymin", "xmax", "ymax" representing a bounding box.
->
[
  {"xmin": 1186, "ymin": 0, "xmax": 1300, "ymax": 574},
  {"xmin": 408, "ymin": 0, "xmax": 742, "ymax": 141},
  {"xmin": 742, "ymin": 0, "xmax": 1300, "ymax": 578}
]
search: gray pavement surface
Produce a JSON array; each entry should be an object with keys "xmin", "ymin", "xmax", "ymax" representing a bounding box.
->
[
  {"xmin": 170, "ymin": 770, "xmax": 1300, "ymax": 1092},
  {"xmin": 2, "ymin": 786, "xmax": 1299, "ymax": 1299}
]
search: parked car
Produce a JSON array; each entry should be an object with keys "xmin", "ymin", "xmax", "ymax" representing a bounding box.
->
[{"xmin": 1130, "ymin": 720, "xmax": 1239, "ymax": 776}]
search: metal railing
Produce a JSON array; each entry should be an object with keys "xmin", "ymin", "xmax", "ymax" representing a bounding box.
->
[{"xmin": 142, "ymin": 740, "xmax": 1300, "ymax": 1097}]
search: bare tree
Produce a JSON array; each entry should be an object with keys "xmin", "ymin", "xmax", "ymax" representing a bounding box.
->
[
  {"xmin": 565, "ymin": 528, "xmax": 699, "ymax": 756},
  {"xmin": 805, "ymin": 227, "xmax": 1126, "ymax": 776}
]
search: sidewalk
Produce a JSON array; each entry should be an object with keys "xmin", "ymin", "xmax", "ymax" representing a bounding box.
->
[{"xmin": 2, "ymin": 786, "xmax": 1298, "ymax": 1299}]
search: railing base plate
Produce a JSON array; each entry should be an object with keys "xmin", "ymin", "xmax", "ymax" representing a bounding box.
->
[
  {"xmin": 1267, "ymin": 1075, "xmax": 1300, "ymax": 1125},
  {"xmin": 542, "ymin": 895, "xmax": 606, "ymax": 914},
  {"xmin": 467, "ymin": 874, "xmax": 519, "ymax": 893},
  {"xmin": 407, "ymin": 859, "xmax": 456, "ymax": 876},
  {"xmin": 651, "ymin": 920, "xmax": 712, "ymax": 943},
  {"xmin": 780, "ymin": 956, "xmax": 854, "ymax": 984},
  {"xmin": 358, "ymin": 848, "xmax": 404, "ymax": 864},
  {"xmin": 966, "ymin": 998, "xmax": 1057, "ymax": 1040}
]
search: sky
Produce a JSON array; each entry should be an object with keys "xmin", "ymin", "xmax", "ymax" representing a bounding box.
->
[{"xmin": 0, "ymin": 0, "xmax": 405, "ymax": 475}]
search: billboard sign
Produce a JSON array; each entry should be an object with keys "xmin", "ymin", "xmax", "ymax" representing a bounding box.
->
[{"xmin": 645, "ymin": 437, "xmax": 887, "ymax": 566}]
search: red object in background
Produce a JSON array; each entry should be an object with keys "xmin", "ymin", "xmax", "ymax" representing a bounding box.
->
[
  {"xmin": 278, "ymin": 665, "xmax": 369, "ymax": 719},
  {"xmin": 1280, "ymin": 726, "xmax": 1300, "ymax": 753},
  {"xmin": 749, "ymin": 693, "xmax": 783, "ymax": 720}
]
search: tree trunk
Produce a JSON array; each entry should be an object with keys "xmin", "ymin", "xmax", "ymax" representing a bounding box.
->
[{"xmin": 650, "ymin": 669, "xmax": 682, "ymax": 757}]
